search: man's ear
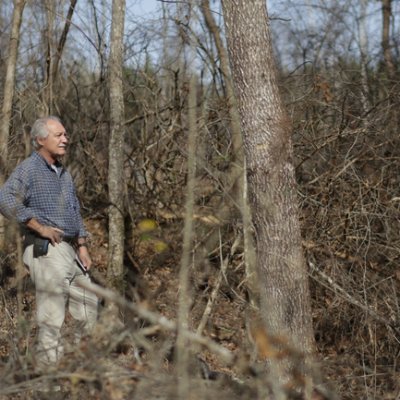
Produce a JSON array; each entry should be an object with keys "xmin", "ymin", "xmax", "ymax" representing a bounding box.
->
[{"xmin": 36, "ymin": 136, "xmax": 45, "ymax": 147}]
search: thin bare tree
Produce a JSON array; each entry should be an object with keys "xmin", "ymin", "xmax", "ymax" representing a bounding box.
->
[
  {"xmin": 44, "ymin": 0, "xmax": 55, "ymax": 114},
  {"xmin": 107, "ymin": 0, "xmax": 126, "ymax": 288},
  {"xmin": 42, "ymin": 0, "xmax": 78, "ymax": 114},
  {"xmin": 357, "ymin": 0, "xmax": 371, "ymax": 114},
  {"xmin": 0, "ymin": 0, "xmax": 26, "ymax": 249},
  {"xmin": 381, "ymin": 0, "xmax": 395, "ymax": 79},
  {"xmin": 51, "ymin": 0, "xmax": 78, "ymax": 86},
  {"xmin": 176, "ymin": 68, "xmax": 197, "ymax": 400}
]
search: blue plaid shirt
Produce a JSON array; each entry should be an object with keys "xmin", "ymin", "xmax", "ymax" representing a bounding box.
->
[{"xmin": 0, "ymin": 152, "xmax": 87, "ymax": 237}]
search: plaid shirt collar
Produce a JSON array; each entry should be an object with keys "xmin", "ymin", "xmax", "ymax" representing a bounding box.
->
[{"xmin": 32, "ymin": 151, "xmax": 65, "ymax": 174}]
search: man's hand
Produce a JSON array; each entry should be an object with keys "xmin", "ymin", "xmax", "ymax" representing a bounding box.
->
[
  {"xmin": 77, "ymin": 245, "xmax": 92, "ymax": 270},
  {"xmin": 39, "ymin": 226, "xmax": 65, "ymax": 246},
  {"xmin": 26, "ymin": 218, "xmax": 64, "ymax": 245}
]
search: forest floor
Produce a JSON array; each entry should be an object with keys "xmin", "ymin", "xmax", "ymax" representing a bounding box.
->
[{"xmin": 0, "ymin": 215, "xmax": 399, "ymax": 400}]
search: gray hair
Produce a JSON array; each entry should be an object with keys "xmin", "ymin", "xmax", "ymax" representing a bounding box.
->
[{"xmin": 31, "ymin": 116, "xmax": 62, "ymax": 149}]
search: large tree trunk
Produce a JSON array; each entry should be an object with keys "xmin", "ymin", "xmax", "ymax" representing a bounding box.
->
[
  {"xmin": 0, "ymin": 0, "xmax": 26, "ymax": 249},
  {"xmin": 221, "ymin": 0, "xmax": 314, "ymax": 371},
  {"xmin": 107, "ymin": 0, "xmax": 126, "ymax": 288}
]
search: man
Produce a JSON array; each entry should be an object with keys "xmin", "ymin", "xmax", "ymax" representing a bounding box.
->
[{"xmin": 0, "ymin": 116, "xmax": 98, "ymax": 368}]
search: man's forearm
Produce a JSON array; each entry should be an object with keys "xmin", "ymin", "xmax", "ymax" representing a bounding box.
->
[
  {"xmin": 25, "ymin": 218, "xmax": 45, "ymax": 236},
  {"xmin": 25, "ymin": 218, "xmax": 65, "ymax": 246}
]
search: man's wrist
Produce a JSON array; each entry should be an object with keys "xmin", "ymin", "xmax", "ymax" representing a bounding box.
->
[{"xmin": 26, "ymin": 218, "xmax": 44, "ymax": 236}]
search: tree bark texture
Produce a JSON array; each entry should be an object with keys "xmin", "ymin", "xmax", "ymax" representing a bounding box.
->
[
  {"xmin": 221, "ymin": 0, "xmax": 314, "ymax": 355},
  {"xmin": 107, "ymin": 0, "xmax": 126, "ymax": 285}
]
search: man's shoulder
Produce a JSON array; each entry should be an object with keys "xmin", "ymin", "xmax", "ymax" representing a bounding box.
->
[
  {"xmin": 9, "ymin": 153, "xmax": 43, "ymax": 177},
  {"xmin": 17, "ymin": 153, "xmax": 35, "ymax": 167}
]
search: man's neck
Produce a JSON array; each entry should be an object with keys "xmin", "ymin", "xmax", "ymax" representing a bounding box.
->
[{"xmin": 38, "ymin": 148, "xmax": 58, "ymax": 165}]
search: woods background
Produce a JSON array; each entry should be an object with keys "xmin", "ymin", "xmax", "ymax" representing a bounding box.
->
[{"xmin": 0, "ymin": 0, "xmax": 399, "ymax": 399}]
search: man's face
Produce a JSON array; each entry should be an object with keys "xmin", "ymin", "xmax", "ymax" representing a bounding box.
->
[{"xmin": 37, "ymin": 120, "xmax": 68, "ymax": 163}]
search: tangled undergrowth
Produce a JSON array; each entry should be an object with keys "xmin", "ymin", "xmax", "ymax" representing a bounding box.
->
[
  {"xmin": 0, "ymin": 71, "xmax": 399, "ymax": 400},
  {"xmin": 0, "ymin": 171, "xmax": 399, "ymax": 400}
]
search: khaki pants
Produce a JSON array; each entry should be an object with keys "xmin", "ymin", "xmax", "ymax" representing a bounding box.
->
[{"xmin": 23, "ymin": 241, "xmax": 98, "ymax": 367}]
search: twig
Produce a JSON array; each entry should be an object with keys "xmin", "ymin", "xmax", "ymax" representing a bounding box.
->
[
  {"xmin": 308, "ymin": 261, "xmax": 400, "ymax": 338},
  {"xmin": 196, "ymin": 230, "xmax": 240, "ymax": 335},
  {"xmin": 0, "ymin": 370, "xmax": 143, "ymax": 395},
  {"xmin": 77, "ymin": 279, "xmax": 235, "ymax": 364}
]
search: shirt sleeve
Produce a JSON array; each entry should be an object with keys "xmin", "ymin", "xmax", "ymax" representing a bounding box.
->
[
  {"xmin": 77, "ymin": 208, "xmax": 87, "ymax": 238},
  {"xmin": 70, "ymin": 180, "xmax": 87, "ymax": 238},
  {"xmin": 0, "ymin": 166, "xmax": 36, "ymax": 223}
]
